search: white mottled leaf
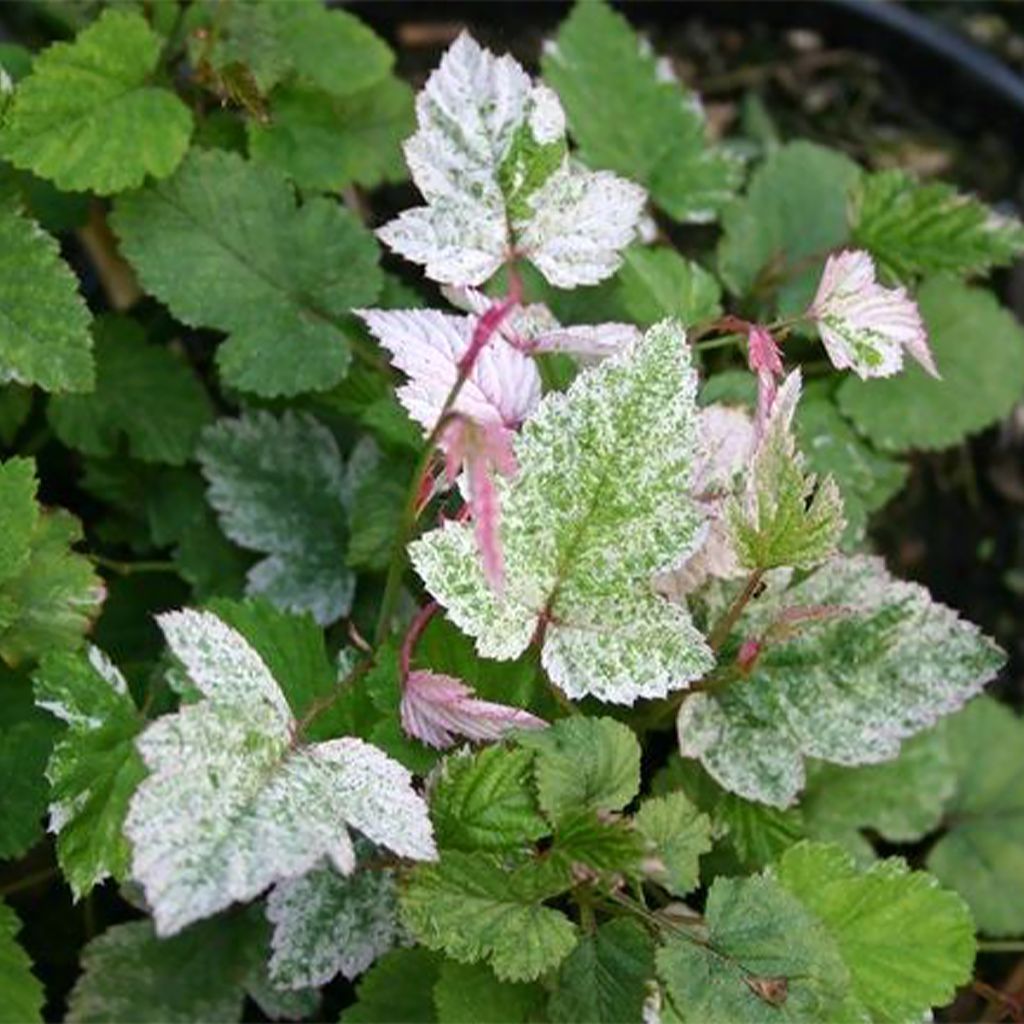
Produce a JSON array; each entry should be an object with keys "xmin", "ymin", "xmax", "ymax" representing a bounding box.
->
[
  {"xmin": 677, "ymin": 555, "xmax": 1004, "ymax": 807},
  {"xmin": 267, "ymin": 861, "xmax": 403, "ymax": 990},
  {"xmin": 357, "ymin": 308, "xmax": 540, "ymax": 433},
  {"xmin": 377, "ymin": 32, "xmax": 643, "ymax": 288},
  {"xmin": 197, "ymin": 410, "xmax": 353, "ymax": 625},
  {"xmin": 412, "ymin": 319, "xmax": 713, "ymax": 704},
  {"xmin": 125, "ymin": 611, "xmax": 435, "ymax": 936}
]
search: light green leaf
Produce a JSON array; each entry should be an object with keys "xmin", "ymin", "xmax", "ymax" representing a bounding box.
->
[
  {"xmin": 851, "ymin": 169, "xmax": 1024, "ymax": 281},
  {"xmin": 656, "ymin": 874, "xmax": 850, "ymax": 1022},
  {"xmin": 249, "ymin": 77, "xmax": 413, "ymax": 192},
  {"xmin": 198, "ymin": 410, "xmax": 353, "ymax": 626},
  {"xmin": 551, "ymin": 811, "xmax": 646, "ymax": 874},
  {"xmin": 33, "ymin": 647, "xmax": 145, "ymax": 899},
  {"xmin": 111, "ymin": 149, "xmax": 382, "ymax": 397},
  {"xmin": 803, "ymin": 725, "xmax": 954, "ymax": 856},
  {"xmin": 927, "ymin": 697, "xmax": 1024, "ymax": 936},
  {"xmin": 124, "ymin": 609, "xmax": 435, "ymax": 936},
  {"xmin": 0, "ymin": 673, "xmax": 57, "ymax": 859},
  {"xmin": 727, "ymin": 375, "xmax": 845, "ymax": 571},
  {"xmin": 0, "ymin": 202, "xmax": 92, "ymax": 392},
  {"xmin": 48, "ymin": 316, "xmax": 212, "ymax": 466},
  {"xmin": 718, "ymin": 142, "xmax": 861, "ymax": 310},
  {"xmin": 401, "ymin": 850, "xmax": 578, "ymax": 981},
  {"xmin": 838, "ymin": 275, "xmax": 1024, "ymax": 451},
  {"xmin": 342, "ymin": 948, "xmax": 441, "ymax": 1024},
  {"xmin": 522, "ymin": 717, "xmax": 640, "ymax": 823},
  {"xmin": 267, "ymin": 861, "xmax": 402, "ymax": 989},
  {"xmin": 609, "ymin": 246, "xmax": 722, "ymax": 327},
  {"xmin": 0, "ymin": 901, "xmax": 42, "ymax": 1024},
  {"xmin": 774, "ymin": 842, "xmax": 976, "ymax": 1022},
  {"xmin": 0, "ymin": 457, "xmax": 104, "ymax": 666},
  {"xmin": 635, "ymin": 792, "xmax": 712, "ymax": 896},
  {"xmin": 412, "ymin": 320, "xmax": 713, "ymax": 704},
  {"xmin": 549, "ymin": 919, "xmax": 655, "ymax": 1024},
  {"xmin": 431, "ymin": 745, "xmax": 549, "ymax": 852},
  {"xmin": 543, "ymin": 1, "xmax": 741, "ymax": 223},
  {"xmin": 678, "ymin": 555, "xmax": 1004, "ymax": 807},
  {"xmin": 794, "ymin": 391, "xmax": 907, "ymax": 546},
  {"xmin": 434, "ymin": 961, "xmax": 544, "ymax": 1024},
  {"xmin": 0, "ymin": 10, "xmax": 191, "ymax": 194},
  {"xmin": 378, "ymin": 32, "xmax": 644, "ymax": 288}
]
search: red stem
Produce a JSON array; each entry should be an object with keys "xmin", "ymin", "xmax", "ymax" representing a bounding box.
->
[{"xmin": 400, "ymin": 601, "xmax": 441, "ymax": 680}]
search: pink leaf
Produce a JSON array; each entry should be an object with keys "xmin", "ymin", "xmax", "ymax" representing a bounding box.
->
[
  {"xmin": 400, "ymin": 670, "xmax": 547, "ymax": 749},
  {"xmin": 357, "ymin": 308, "xmax": 541, "ymax": 433}
]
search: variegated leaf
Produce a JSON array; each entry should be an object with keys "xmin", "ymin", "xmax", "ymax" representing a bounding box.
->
[
  {"xmin": 412, "ymin": 319, "xmax": 713, "ymax": 704},
  {"xmin": 125, "ymin": 610, "xmax": 435, "ymax": 936},
  {"xmin": 677, "ymin": 556, "xmax": 1004, "ymax": 807}
]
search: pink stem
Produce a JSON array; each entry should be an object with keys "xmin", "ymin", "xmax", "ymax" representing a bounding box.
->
[{"xmin": 399, "ymin": 600, "xmax": 441, "ymax": 680}]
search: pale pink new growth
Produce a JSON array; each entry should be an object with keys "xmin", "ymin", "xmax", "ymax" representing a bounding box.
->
[
  {"xmin": 444, "ymin": 285, "xmax": 639, "ymax": 359},
  {"xmin": 401, "ymin": 670, "xmax": 547, "ymax": 749},
  {"xmin": 747, "ymin": 325, "xmax": 784, "ymax": 446},
  {"xmin": 443, "ymin": 418, "xmax": 518, "ymax": 593},
  {"xmin": 808, "ymin": 250, "xmax": 939, "ymax": 379}
]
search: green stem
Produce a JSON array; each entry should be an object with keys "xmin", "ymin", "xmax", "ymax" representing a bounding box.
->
[
  {"xmin": 707, "ymin": 570, "xmax": 765, "ymax": 653},
  {"xmin": 979, "ymin": 941, "xmax": 1024, "ymax": 953},
  {"xmin": 0, "ymin": 866, "xmax": 57, "ymax": 898},
  {"xmin": 91, "ymin": 556, "xmax": 178, "ymax": 576}
]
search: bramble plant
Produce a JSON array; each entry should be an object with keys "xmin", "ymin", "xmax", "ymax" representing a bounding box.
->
[{"xmin": 0, "ymin": 2, "xmax": 1023, "ymax": 1022}]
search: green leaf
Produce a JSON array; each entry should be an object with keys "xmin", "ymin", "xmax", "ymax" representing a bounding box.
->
[
  {"xmin": 549, "ymin": 919, "xmax": 655, "ymax": 1024},
  {"xmin": 434, "ymin": 961, "xmax": 545, "ymax": 1024},
  {"xmin": 551, "ymin": 811, "xmax": 646, "ymax": 874},
  {"xmin": 727, "ymin": 377, "xmax": 844, "ymax": 571},
  {"xmin": 718, "ymin": 142, "xmax": 861, "ymax": 310},
  {"xmin": 346, "ymin": 457, "xmax": 408, "ymax": 573},
  {"xmin": 267, "ymin": 861, "xmax": 402, "ymax": 989},
  {"xmin": 0, "ymin": 202, "xmax": 92, "ymax": 392},
  {"xmin": 342, "ymin": 948, "xmax": 441, "ymax": 1024},
  {"xmin": 794, "ymin": 391, "xmax": 907, "ymax": 546},
  {"xmin": 111, "ymin": 149, "xmax": 382, "ymax": 398},
  {"xmin": 802, "ymin": 725, "xmax": 954, "ymax": 856},
  {"xmin": 0, "ymin": 672, "xmax": 57, "ymax": 859},
  {"xmin": 521, "ymin": 717, "xmax": 641, "ymax": 823},
  {"xmin": 678, "ymin": 555, "xmax": 1004, "ymax": 807},
  {"xmin": 66, "ymin": 910, "xmax": 288, "ymax": 1024},
  {"xmin": 0, "ymin": 385, "xmax": 31, "ymax": 445},
  {"xmin": 33, "ymin": 648, "xmax": 145, "ymax": 899},
  {"xmin": 656, "ymin": 874, "xmax": 849, "ymax": 1022},
  {"xmin": 609, "ymin": 246, "xmax": 722, "ymax": 327},
  {"xmin": 431, "ymin": 746, "xmax": 549, "ymax": 852},
  {"xmin": 198, "ymin": 410, "xmax": 353, "ymax": 626},
  {"xmin": 634, "ymin": 792, "xmax": 712, "ymax": 896},
  {"xmin": 250, "ymin": 77, "xmax": 413, "ymax": 192},
  {"xmin": 48, "ymin": 316, "xmax": 212, "ymax": 466},
  {"xmin": 927, "ymin": 697, "xmax": 1024, "ymax": 936},
  {"xmin": 0, "ymin": 901, "xmax": 42, "ymax": 1024},
  {"xmin": 653, "ymin": 756, "xmax": 806, "ymax": 872},
  {"xmin": 412, "ymin": 320, "xmax": 713, "ymax": 704},
  {"xmin": 543, "ymin": 1, "xmax": 741, "ymax": 223},
  {"xmin": 124, "ymin": 609, "xmax": 435, "ymax": 936},
  {"xmin": 195, "ymin": 0, "xmax": 392, "ymax": 97},
  {"xmin": 773, "ymin": 842, "xmax": 976, "ymax": 1022},
  {"xmin": 851, "ymin": 169, "xmax": 1024, "ymax": 281},
  {"xmin": 401, "ymin": 850, "xmax": 578, "ymax": 982},
  {"xmin": 0, "ymin": 457, "xmax": 104, "ymax": 666},
  {"xmin": 0, "ymin": 10, "xmax": 191, "ymax": 194},
  {"xmin": 838, "ymin": 275, "xmax": 1024, "ymax": 451}
]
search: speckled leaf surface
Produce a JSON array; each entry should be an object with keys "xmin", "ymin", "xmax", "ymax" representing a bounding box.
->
[
  {"xmin": 198, "ymin": 410, "xmax": 353, "ymax": 625},
  {"xmin": 412, "ymin": 320, "xmax": 714, "ymax": 704},
  {"xmin": 125, "ymin": 610, "xmax": 435, "ymax": 936},
  {"xmin": 677, "ymin": 555, "xmax": 1003, "ymax": 807},
  {"xmin": 0, "ymin": 10, "xmax": 191, "ymax": 194},
  {"xmin": 267, "ymin": 862, "xmax": 403, "ymax": 989},
  {"xmin": 378, "ymin": 32, "xmax": 643, "ymax": 287},
  {"xmin": 111, "ymin": 150, "xmax": 382, "ymax": 397}
]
